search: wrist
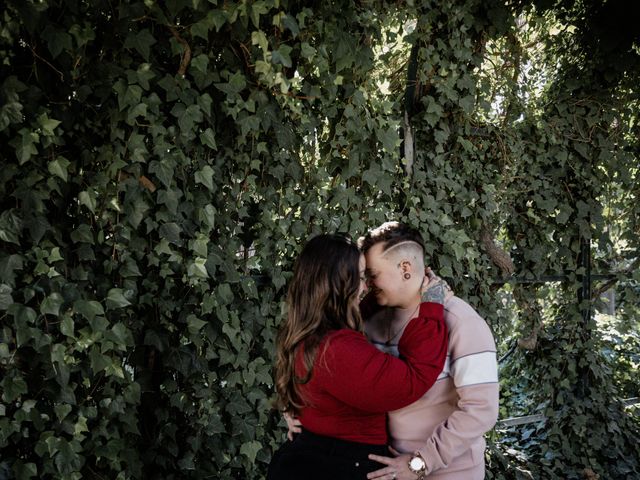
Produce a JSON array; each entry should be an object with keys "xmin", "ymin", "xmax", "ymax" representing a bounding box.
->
[
  {"xmin": 421, "ymin": 285, "xmax": 445, "ymax": 304},
  {"xmin": 421, "ymin": 277, "xmax": 452, "ymax": 305},
  {"xmin": 408, "ymin": 450, "xmax": 427, "ymax": 479}
]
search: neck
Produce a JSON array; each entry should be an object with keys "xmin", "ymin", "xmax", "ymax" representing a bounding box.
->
[{"xmin": 391, "ymin": 295, "xmax": 421, "ymax": 324}]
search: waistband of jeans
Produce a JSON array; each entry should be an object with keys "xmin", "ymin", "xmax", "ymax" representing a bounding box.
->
[{"xmin": 295, "ymin": 428, "xmax": 388, "ymax": 458}]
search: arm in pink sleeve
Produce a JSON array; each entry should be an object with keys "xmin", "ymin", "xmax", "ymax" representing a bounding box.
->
[
  {"xmin": 418, "ymin": 304, "xmax": 499, "ymax": 475},
  {"xmin": 419, "ymin": 383, "xmax": 499, "ymax": 475}
]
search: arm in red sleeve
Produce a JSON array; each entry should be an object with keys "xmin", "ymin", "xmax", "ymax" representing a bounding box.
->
[{"xmin": 315, "ymin": 302, "xmax": 447, "ymax": 414}]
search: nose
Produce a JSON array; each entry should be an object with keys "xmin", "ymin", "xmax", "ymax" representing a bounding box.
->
[{"xmin": 358, "ymin": 281, "xmax": 368, "ymax": 301}]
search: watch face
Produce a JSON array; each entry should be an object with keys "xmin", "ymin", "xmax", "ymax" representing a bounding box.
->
[{"xmin": 410, "ymin": 457, "xmax": 426, "ymax": 470}]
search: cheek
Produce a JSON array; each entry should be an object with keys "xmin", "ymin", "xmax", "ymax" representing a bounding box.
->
[
  {"xmin": 379, "ymin": 276, "xmax": 400, "ymax": 294},
  {"xmin": 372, "ymin": 277, "xmax": 388, "ymax": 293}
]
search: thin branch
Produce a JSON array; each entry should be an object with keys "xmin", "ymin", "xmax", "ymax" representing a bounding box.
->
[
  {"xmin": 591, "ymin": 257, "xmax": 640, "ymax": 299},
  {"xmin": 168, "ymin": 25, "xmax": 192, "ymax": 76},
  {"xmin": 28, "ymin": 44, "xmax": 64, "ymax": 82},
  {"xmin": 272, "ymin": 90, "xmax": 318, "ymax": 101}
]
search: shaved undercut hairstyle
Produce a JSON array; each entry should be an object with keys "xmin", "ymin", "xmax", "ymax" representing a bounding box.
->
[
  {"xmin": 382, "ymin": 241, "xmax": 425, "ymax": 266},
  {"xmin": 358, "ymin": 221, "xmax": 425, "ymax": 254}
]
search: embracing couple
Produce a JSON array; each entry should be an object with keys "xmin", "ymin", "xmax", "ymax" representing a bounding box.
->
[{"xmin": 268, "ymin": 222, "xmax": 499, "ymax": 480}]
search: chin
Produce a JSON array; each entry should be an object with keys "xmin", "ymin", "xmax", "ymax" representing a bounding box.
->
[{"xmin": 375, "ymin": 294, "xmax": 388, "ymax": 306}]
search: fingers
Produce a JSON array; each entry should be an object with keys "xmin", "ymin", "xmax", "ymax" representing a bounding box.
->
[
  {"xmin": 283, "ymin": 411, "xmax": 302, "ymax": 441},
  {"xmin": 420, "ymin": 274, "xmax": 437, "ymax": 293},
  {"xmin": 388, "ymin": 446, "xmax": 401, "ymax": 456},
  {"xmin": 368, "ymin": 454, "xmax": 393, "ymax": 466},
  {"xmin": 366, "ymin": 465, "xmax": 396, "ymax": 479}
]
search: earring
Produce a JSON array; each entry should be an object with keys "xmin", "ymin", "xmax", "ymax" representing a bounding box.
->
[{"xmin": 404, "ymin": 273, "xmax": 411, "ymax": 280}]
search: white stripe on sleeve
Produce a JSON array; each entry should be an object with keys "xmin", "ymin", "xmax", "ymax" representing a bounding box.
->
[
  {"xmin": 437, "ymin": 356, "xmax": 451, "ymax": 380},
  {"xmin": 450, "ymin": 351, "xmax": 498, "ymax": 387}
]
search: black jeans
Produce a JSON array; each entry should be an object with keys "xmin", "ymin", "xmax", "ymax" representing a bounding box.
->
[{"xmin": 267, "ymin": 429, "xmax": 389, "ymax": 480}]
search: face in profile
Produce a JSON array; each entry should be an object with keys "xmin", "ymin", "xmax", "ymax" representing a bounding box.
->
[{"xmin": 364, "ymin": 242, "xmax": 404, "ymax": 307}]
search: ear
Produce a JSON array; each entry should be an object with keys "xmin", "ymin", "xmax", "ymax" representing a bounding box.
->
[{"xmin": 399, "ymin": 259, "xmax": 413, "ymax": 275}]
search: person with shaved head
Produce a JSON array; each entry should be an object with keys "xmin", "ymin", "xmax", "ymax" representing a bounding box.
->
[{"xmin": 359, "ymin": 222, "xmax": 499, "ymax": 480}]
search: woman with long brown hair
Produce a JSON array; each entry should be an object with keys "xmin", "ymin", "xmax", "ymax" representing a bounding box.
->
[{"xmin": 268, "ymin": 234, "xmax": 448, "ymax": 479}]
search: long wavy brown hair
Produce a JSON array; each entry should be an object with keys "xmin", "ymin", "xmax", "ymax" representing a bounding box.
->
[{"xmin": 274, "ymin": 234, "xmax": 363, "ymax": 414}]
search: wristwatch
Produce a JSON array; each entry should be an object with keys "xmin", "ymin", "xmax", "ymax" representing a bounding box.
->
[{"xmin": 408, "ymin": 451, "xmax": 427, "ymax": 479}]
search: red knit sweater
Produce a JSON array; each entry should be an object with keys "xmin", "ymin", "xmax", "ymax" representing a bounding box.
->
[{"xmin": 296, "ymin": 302, "xmax": 447, "ymax": 445}]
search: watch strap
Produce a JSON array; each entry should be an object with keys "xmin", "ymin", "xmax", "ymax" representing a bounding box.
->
[{"xmin": 408, "ymin": 450, "xmax": 427, "ymax": 477}]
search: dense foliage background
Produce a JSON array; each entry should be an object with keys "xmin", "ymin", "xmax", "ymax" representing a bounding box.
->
[{"xmin": 0, "ymin": 0, "xmax": 638, "ymax": 478}]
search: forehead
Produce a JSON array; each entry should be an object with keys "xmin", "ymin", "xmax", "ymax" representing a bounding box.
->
[{"xmin": 364, "ymin": 242, "xmax": 392, "ymax": 270}]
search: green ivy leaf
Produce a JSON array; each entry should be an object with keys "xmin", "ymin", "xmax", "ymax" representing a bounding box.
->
[
  {"xmin": 107, "ymin": 323, "xmax": 133, "ymax": 349},
  {"xmin": 240, "ymin": 440, "xmax": 262, "ymax": 463},
  {"xmin": 217, "ymin": 283, "xmax": 234, "ymax": 305},
  {"xmin": 48, "ymin": 157, "xmax": 71, "ymax": 182},
  {"xmin": 12, "ymin": 128, "xmax": 38, "ymax": 164},
  {"xmin": 195, "ymin": 165, "xmax": 215, "ymax": 192},
  {"xmin": 106, "ymin": 289, "xmax": 131, "ymax": 309},
  {"xmin": 0, "ymin": 210, "xmax": 22, "ymax": 245},
  {"xmin": 377, "ymin": 126, "xmax": 398, "ymax": 152},
  {"xmin": 1, "ymin": 374, "xmax": 27, "ymax": 402},
  {"xmin": 124, "ymin": 29, "xmax": 157, "ymax": 61},
  {"xmin": 54, "ymin": 403, "xmax": 72, "ymax": 422},
  {"xmin": 70, "ymin": 224, "xmax": 94, "ymax": 244},
  {"xmin": 38, "ymin": 114, "xmax": 61, "ymax": 136},
  {"xmin": 120, "ymin": 257, "xmax": 142, "ymax": 277},
  {"xmin": 89, "ymin": 346, "xmax": 111, "ymax": 373},
  {"xmin": 188, "ymin": 258, "xmax": 208, "ymax": 279},
  {"xmin": 191, "ymin": 235, "xmax": 208, "ymax": 257},
  {"xmin": 216, "ymin": 71, "xmax": 246, "ymax": 96},
  {"xmin": 73, "ymin": 300, "xmax": 105, "ymax": 321},
  {"xmin": 41, "ymin": 25, "xmax": 72, "ymax": 58},
  {"xmin": 77, "ymin": 191, "xmax": 95, "ymax": 214},
  {"xmin": 158, "ymin": 222, "xmax": 182, "ymax": 245},
  {"xmin": 200, "ymin": 128, "xmax": 217, "ymax": 150},
  {"xmin": 54, "ymin": 438, "xmax": 83, "ymax": 474},
  {"xmin": 60, "ymin": 314, "xmax": 74, "ymax": 337},
  {"xmin": 149, "ymin": 159, "xmax": 175, "ymax": 188},
  {"xmin": 251, "ymin": 30, "xmax": 269, "ymax": 53},
  {"xmin": 41, "ymin": 293, "xmax": 63, "ymax": 316},
  {"xmin": 272, "ymin": 45, "xmax": 293, "ymax": 68},
  {"xmin": 187, "ymin": 315, "xmax": 208, "ymax": 334}
]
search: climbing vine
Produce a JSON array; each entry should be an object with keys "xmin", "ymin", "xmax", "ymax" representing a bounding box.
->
[{"xmin": 0, "ymin": 0, "xmax": 637, "ymax": 479}]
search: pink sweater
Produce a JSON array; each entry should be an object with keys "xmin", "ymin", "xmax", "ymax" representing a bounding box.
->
[{"xmin": 367, "ymin": 296, "xmax": 499, "ymax": 478}]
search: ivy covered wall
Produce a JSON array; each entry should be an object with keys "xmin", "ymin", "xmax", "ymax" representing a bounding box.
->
[{"xmin": 0, "ymin": 1, "xmax": 638, "ymax": 479}]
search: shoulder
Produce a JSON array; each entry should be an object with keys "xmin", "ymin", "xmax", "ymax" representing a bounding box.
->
[
  {"xmin": 444, "ymin": 297, "xmax": 487, "ymax": 328},
  {"xmin": 444, "ymin": 296, "xmax": 496, "ymax": 352},
  {"xmin": 322, "ymin": 329, "xmax": 370, "ymax": 353},
  {"xmin": 327, "ymin": 328, "xmax": 366, "ymax": 340}
]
